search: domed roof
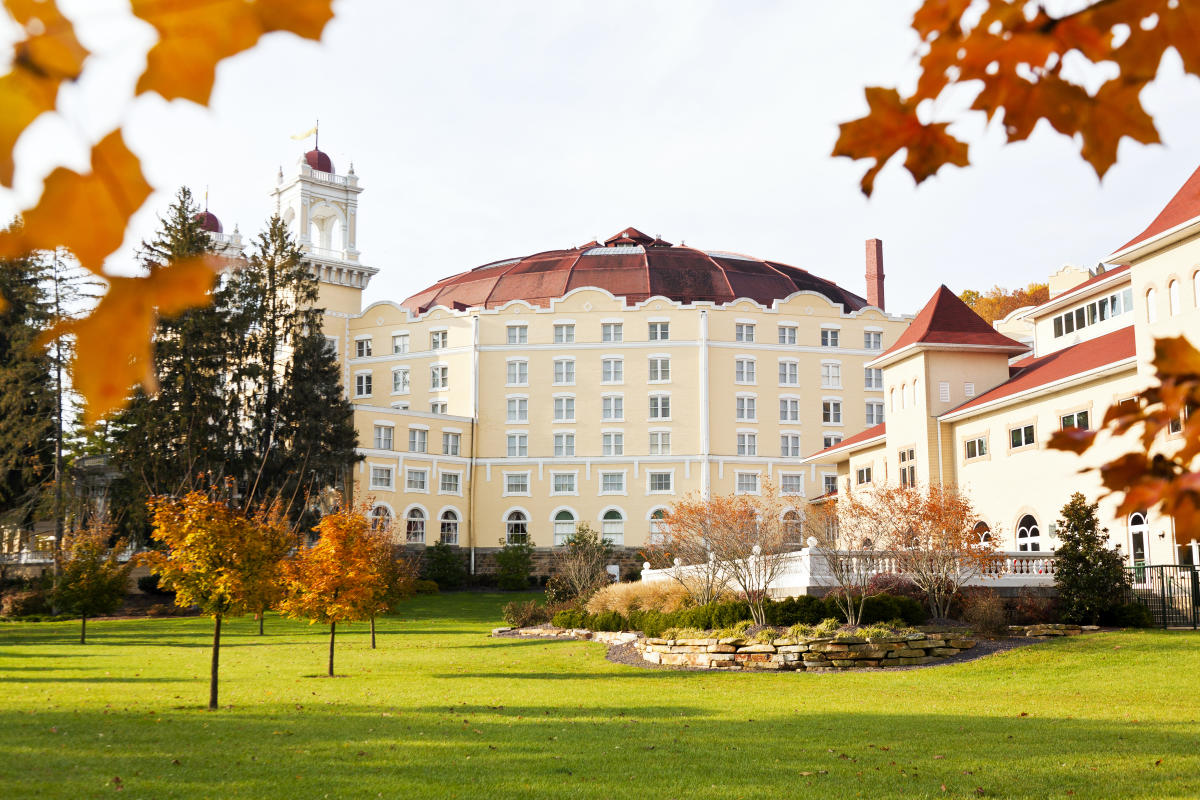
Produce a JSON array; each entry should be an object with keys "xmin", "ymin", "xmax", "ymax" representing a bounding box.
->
[
  {"xmin": 304, "ymin": 148, "xmax": 333, "ymax": 173},
  {"xmin": 194, "ymin": 211, "xmax": 222, "ymax": 234},
  {"xmin": 402, "ymin": 227, "xmax": 868, "ymax": 313}
]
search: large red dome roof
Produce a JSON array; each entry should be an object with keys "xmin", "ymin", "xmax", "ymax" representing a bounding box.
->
[{"xmin": 403, "ymin": 227, "xmax": 868, "ymax": 312}]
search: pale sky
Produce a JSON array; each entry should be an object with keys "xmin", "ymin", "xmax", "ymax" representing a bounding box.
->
[{"xmin": 5, "ymin": 0, "xmax": 1200, "ymax": 316}]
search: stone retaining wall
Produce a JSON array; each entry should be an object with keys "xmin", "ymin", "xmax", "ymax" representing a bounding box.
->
[{"xmin": 1008, "ymin": 623, "xmax": 1097, "ymax": 638}]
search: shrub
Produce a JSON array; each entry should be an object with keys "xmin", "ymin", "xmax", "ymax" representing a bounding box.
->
[
  {"xmin": 586, "ymin": 580, "xmax": 692, "ymax": 616},
  {"xmin": 662, "ymin": 626, "xmax": 708, "ymax": 640},
  {"xmin": 865, "ymin": 573, "xmax": 923, "ymax": 601},
  {"xmin": 622, "ymin": 564, "xmax": 642, "ymax": 582},
  {"xmin": 857, "ymin": 621, "xmax": 918, "ymax": 639},
  {"xmin": 587, "ymin": 610, "xmax": 625, "ymax": 632},
  {"xmin": 551, "ymin": 608, "xmax": 586, "ymax": 629},
  {"xmin": 959, "ymin": 588, "xmax": 1008, "ymax": 636},
  {"xmin": 423, "ymin": 541, "xmax": 467, "ymax": 591},
  {"xmin": 544, "ymin": 575, "xmax": 574, "ymax": 606},
  {"xmin": 1, "ymin": 589, "xmax": 49, "ymax": 617},
  {"xmin": 502, "ymin": 600, "xmax": 550, "ymax": 628},
  {"xmin": 145, "ymin": 603, "xmax": 174, "ymax": 617},
  {"xmin": 714, "ymin": 620, "xmax": 754, "ymax": 639},
  {"xmin": 137, "ymin": 574, "xmax": 173, "ymax": 595},
  {"xmin": 1053, "ymin": 493, "xmax": 1130, "ymax": 624},
  {"xmin": 764, "ymin": 595, "xmax": 826, "ymax": 626},
  {"xmin": 1108, "ymin": 601, "xmax": 1154, "ymax": 628},
  {"xmin": 495, "ymin": 543, "xmax": 534, "ymax": 591},
  {"xmin": 552, "ymin": 524, "xmax": 613, "ymax": 602},
  {"xmin": 413, "ymin": 579, "xmax": 440, "ymax": 595},
  {"xmin": 1013, "ymin": 589, "xmax": 1058, "ymax": 624}
]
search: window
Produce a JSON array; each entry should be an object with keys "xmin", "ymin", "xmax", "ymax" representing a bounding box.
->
[
  {"xmin": 392, "ymin": 334, "xmax": 409, "ymax": 354},
  {"xmin": 408, "ymin": 428, "xmax": 428, "ymax": 453},
  {"xmin": 736, "ymin": 472, "xmax": 759, "ymax": 494},
  {"xmin": 1146, "ymin": 287, "xmax": 1158, "ymax": 324},
  {"xmin": 392, "ymin": 368, "xmax": 410, "ymax": 394},
  {"xmin": 430, "ymin": 330, "xmax": 447, "ymax": 350},
  {"xmin": 649, "ymin": 509, "xmax": 668, "ymax": 544},
  {"xmin": 965, "ymin": 436, "xmax": 987, "ymax": 459},
  {"xmin": 439, "ymin": 472, "xmax": 460, "ymax": 494},
  {"xmin": 553, "ymin": 433, "xmax": 575, "ymax": 457},
  {"xmin": 506, "ymin": 397, "xmax": 528, "ymax": 423},
  {"xmin": 856, "ymin": 466, "xmax": 872, "ymax": 485},
  {"xmin": 778, "ymin": 325, "xmax": 797, "ymax": 345},
  {"xmin": 648, "ymin": 430, "xmax": 671, "ymax": 455},
  {"xmin": 505, "ymin": 511, "xmax": 528, "ymax": 544},
  {"xmin": 736, "ymin": 396, "xmax": 756, "ymax": 421},
  {"xmin": 1061, "ymin": 410, "xmax": 1089, "ymax": 430},
  {"xmin": 821, "ymin": 363, "xmax": 841, "ymax": 388},
  {"xmin": 973, "ymin": 521, "xmax": 991, "ymax": 544},
  {"xmin": 1195, "ymin": 272, "xmax": 1200, "ymax": 309},
  {"xmin": 553, "ymin": 359, "xmax": 575, "ymax": 385},
  {"xmin": 649, "ymin": 395, "xmax": 671, "ymax": 419},
  {"xmin": 648, "ymin": 322, "xmax": 669, "ymax": 341},
  {"xmin": 323, "ymin": 336, "xmax": 338, "ymax": 357},
  {"xmin": 780, "ymin": 398, "xmax": 800, "ymax": 422},
  {"xmin": 370, "ymin": 505, "xmax": 391, "ymax": 531},
  {"xmin": 442, "ymin": 432, "xmax": 460, "ymax": 455},
  {"xmin": 373, "ymin": 425, "xmax": 394, "ymax": 450},
  {"xmin": 505, "ymin": 473, "xmax": 529, "ymax": 495},
  {"xmin": 601, "ymin": 322, "xmax": 623, "ymax": 342},
  {"xmin": 821, "ymin": 329, "xmax": 839, "ymax": 347},
  {"xmin": 506, "ymin": 325, "xmax": 527, "ymax": 345},
  {"xmin": 355, "ymin": 338, "xmax": 373, "ymax": 358},
  {"xmin": 506, "ymin": 433, "xmax": 528, "ymax": 457},
  {"xmin": 822, "ymin": 400, "xmax": 842, "ymax": 424},
  {"xmin": 430, "ymin": 400, "xmax": 447, "ymax": 415},
  {"xmin": 601, "ymin": 509, "xmax": 624, "ymax": 544},
  {"xmin": 430, "ymin": 365, "xmax": 448, "ymax": 390},
  {"xmin": 783, "ymin": 509, "xmax": 803, "ymax": 540},
  {"xmin": 1169, "ymin": 280, "xmax": 1181, "ymax": 316},
  {"xmin": 406, "ymin": 508, "xmax": 425, "ymax": 545},
  {"xmin": 553, "ymin": 510, "xmax": 576, "ymax": 545},
  {"xmin": 391, "ymin": 401, "xmax": 410, "ymax": 411},
  {"xmin": 552, "ymin": 473, "xmax": 576, "ymax": 495},
  {"xmin": 406, "ymin": 469, "xmax": 427, "ymax": 491},
  {"xmin": 602, "ymin": 358, "xmax": 623, "ymax": 383},
  {"xmin": 553, "ymin": 324, "xmax": 574, "ymax": 344},
  {"xmin": 369, "ymin": 466, "xmax": 393, "ymax": 489},
  {"xmin": 648, "ymin": 357, "xmax": 670, "ymax": 382},
  {"xmin": 1016, "ymin": 514, "xmax": 1040, "ymax": 552},
  {"xmin": 865, "ymin": 368, "xmax": 883, "ymax": 390},
  {"xmin": 780, "ymin": 434, "xmax": 801, "ymax": 457},
  {"xmin": 648, "ymin": 472, "xmax": 672, "ymax": 493},
  {"xmin": 865, "ymin": 401, "xmax": 885, "ymax": 425},
  {"xmin": 602, "ymin": 432, "xmax": 624, "ymax": 456},
  {"xmin": 899, "ymin": 447, "xmax": 916, "ymax": 487},
  {"xmin": 823, "ymin": 474, "xmax": 838, "ymax": 495},
  {"xmin": 554, "ymin": 396, "xmax": 575, "ymax": 422},
  {"xmin": 737, "ymin": 432, "xmax": 757, "ymax": 456},
  {"xmin": 506, "ymin": 360, "xmax": 528, "ymax": 385},
  {"xmin": 735, "ymin": 359, "xmax": 756, "ymax": 383},
  {"xmin": 602, "ymin": 395, "xmax": 623, "ymax": 420},
  {"xmin": 822, "ymin": 433, "xmax": 842, "ymax": 449},
  {"xmin": 964, "ymin": 382, "xmax": 976, "ymax": 399},
  {"xmin": 781, "ymin": 475, "xmax": 803, "ymax": 495},
  {"xmin": 864, "ymin": 331, "xmax": 882, "ymax": 349},
  {"xmin": 1010, "ymin": 424, "xmax": 1036, "ymax": 449},
  {"xmin": 601, "ymin": 472, "xmax": 625, "ymax": 493},
  {"xmin": 439, "ymin": 510, "xmax": 459, "ymax": 545},
  {"xmin": 355, "ymin": 373, "xmax": 372, "ymax": 397},
  {"xmin": 778, "ymin": 361, "xmax": 799, "ymax": 385},
  {"xmin": 938, "ymin": 382, "xmax": 950, "ymax": 402},
  {"xmin": 735, "ymin": 323, "xmax": 755, "ymax": 342}
]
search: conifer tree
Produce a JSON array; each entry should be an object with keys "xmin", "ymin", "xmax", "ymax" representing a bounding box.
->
[{"xmin": 1053, "ymin": 493, "xmax": 1130, "ymax": 625}]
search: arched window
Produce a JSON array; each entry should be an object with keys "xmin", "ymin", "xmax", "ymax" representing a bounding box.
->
[
  {"xmin": 902, "ymin": 383, "xmax": 908, "ymax": 409},
  {"xmin": 1193, "ymin": 271, "xmax": 1200, "ymax": 309},
  {"xmin": 1016, "ymin": 514, "xmax": 1040, "ymax": 552},
  {"xmin": 861, "ymin": 537, "xmax": 874, "ymax": 549},
  {"xmin": 439, "ymin": 510, "xmax": 459, "ymax": 546},
  {"xmin": 1146, "ymin": 287, "xmax": 1158, "ymax": 323},
  {"xmin": 1129, "ymin": 511, "xmax": 1148, "ymax": 566},
  {"xmin": 783, "ymin": 510, "xmax": 802, "ymax": 543},
  {"xmin": 370, "ymin": 506, "xmax": 392, "ymax": 532},
  {"xmin": 601, "ymin": 509, "xmax": 624, "ymax": 545},
  {"xmin": 553, "ymin": 510, "xmax": 575, "ymax": 546},
  {"xmin": 649, "ymin": 508, "xmax": 668, "ymax": 544},
  {"xmin": 406, "ymin": 508, "xmax": 425, "ymax": 545},
  {"xmin": 889, "ymin": 388, "xmax": 896, "ymax": 412},
  {"xmin": 1169, "ymin": 280, "xmax": 1181, "ymax": 316},
  {"xmin": 506, "ymin": 511, "xmax": 528, "ymax": 545},
  {"xmin": 973, "ymin": 521, "xmax": 992, "ymax": 543}
]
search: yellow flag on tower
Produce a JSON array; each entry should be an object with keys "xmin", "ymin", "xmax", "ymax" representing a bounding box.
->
[{"xmin": 291, "ymin": 126, "xmax": 317, "ymax": 141}]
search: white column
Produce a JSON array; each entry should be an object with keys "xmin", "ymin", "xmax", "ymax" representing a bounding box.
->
[{"xmin": 698, "ymin": 309, "xmax": 710, "ymax": 497}]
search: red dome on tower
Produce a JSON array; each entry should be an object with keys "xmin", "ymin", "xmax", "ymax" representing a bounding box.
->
[
  {"xmin": 402, "ymin": 227, "xmax": 868, "ymax": 313},
  {"xmin": 194, "ymin": 211, "xmax": 222, "ymax": 234},
  {"xmin": 304, "ymin": 148, "xmax": 334, "ymax": 173}
]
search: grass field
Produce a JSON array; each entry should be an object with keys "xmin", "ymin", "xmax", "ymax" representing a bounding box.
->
[{"xmin": 1, "ymin": 592, "xmax": 1198, "ymax": 799}]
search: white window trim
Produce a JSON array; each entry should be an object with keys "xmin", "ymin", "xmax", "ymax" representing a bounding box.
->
[
  {"xmin": 501, "ymin": 470, "xmax": 533, "ymax": 497},
  {"xmin": 549, "ymin": 470, "xmax": 580, "ymax": 497},
  {"xmin": 598, "ymin": 469, "xmax": 629, "ymax": 497},
  {"xmin": 552, "ymin": 430, "xmax": 577, "ymax": 458},
  {"xmin": 404, "ymin": 467, "xmax": 431, "ymax": 494},
  {"xmin": 600, "ymin": 392, "xmax": 626, "ymax": 422},
  {"xmin": 368, "ymin": 464, "xmax": 395, "ymax": 491},
  {"xmin": 437, "ymin": 469, "xmax": 464, "ymax": 496},
  {"xmin": 735, "ymin": 471, "xmax": 762, "ymax": 496},
  {"xmin": 779, "ymin": 471, "xmax": 805, "ymax": 496},
  {"xmin": 646, "ymin": 468, "xmax": 676, "ymax": 495},
  {"xmin": 354, "ymin": 369, "xmax": 373, "ymax": 397},
  {"xmin": 648, "ymin": 392, "xmax": 673, "ymax": 422}
]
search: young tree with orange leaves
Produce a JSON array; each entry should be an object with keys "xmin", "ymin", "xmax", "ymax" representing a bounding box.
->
[
  {"xmin": 236, "ymin": 501, "xmax": 298, "ymax": 636},
  {"xmin": 364, "ymin": 526, "xmax": 418, "ymax": 650},
  {"xmin": 52, "ymin": 521, "xmax": 133, "ymax": 644},
  {"xmin": 280, "ymin": 507, "xmax": 390, "ymax": 675},
  {"xmin": 147, "ymin": 491, "xmax": 296, "ymax": 710}
]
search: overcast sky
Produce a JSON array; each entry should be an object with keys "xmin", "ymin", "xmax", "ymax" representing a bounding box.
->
[{"xmin": 5, "ymin": 0, "xmax": 1200, "ymax": 316}]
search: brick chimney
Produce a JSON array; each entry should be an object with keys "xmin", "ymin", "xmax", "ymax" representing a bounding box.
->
[{"xmin": 865, "ymin": 238, "xmax": 885, "ymax": 310}]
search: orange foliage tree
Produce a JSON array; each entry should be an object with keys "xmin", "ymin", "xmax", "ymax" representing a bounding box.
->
[
  {"xmin": 147, "ymin": 491, "xmax": 298, "ymax": 710},
  {"xmin": 959, "ymin": 282, "xmax": 1050, "ymax": 324},
  {"xmin": 1050, "ymin": 336, "xmax": 1200, "ymax": 542},
  {"xmin": 835, "ymin": 1, "xmax": 1197, "ymax": 195},
  {"xmin": 0, "ymin": 0, "xmax": 336, "ymax": 422},
  {"xmin": 51, "ymin": 521, "xmax": 133, "ymax": 644},
  {"xmin": 364, "ymin": 525, "xmax": 418, "ymax": 650},
  {"xmin": 280, "ymin": 507, "xmax": 394, "ymax": 675}
]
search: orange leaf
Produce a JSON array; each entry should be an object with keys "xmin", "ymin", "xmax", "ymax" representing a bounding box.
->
[
  {"xmin": 132, "ymin": 0, "xmax": 334, "ymax": 105},
  {"xmin": 973, "ymin": 73, "xmax": 1091, "ymax": 143},
  {"xmin": 41, "ymin": 256, "xmax": 219, "ymax": 424},
  {"xmin": 0, "ymin": 130, "xmax": 150, "ymax": 272},
  {"xmin": 1154, "ymin": 336, "xmax": 1200, "ymax": 379},
  {"xmin": 1079, "ymin": 78, "xmax": 1160, "ymax": 178},
  {"xmin": 1047, "ymin": 427, "xmax": 1098, "ymax": 454}
]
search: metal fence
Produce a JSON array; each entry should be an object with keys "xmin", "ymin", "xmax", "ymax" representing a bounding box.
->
[{"xmin": 1126, "ymin": 565, "xmax": 1200, "ymax": 629}]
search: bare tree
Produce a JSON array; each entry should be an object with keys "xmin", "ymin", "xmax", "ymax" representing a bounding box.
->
[{"xmin": 551, "ymin": 523, "xmax": 613, "ymax": 602}]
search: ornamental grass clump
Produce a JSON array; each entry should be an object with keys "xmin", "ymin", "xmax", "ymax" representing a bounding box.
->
[
  {"xmin": 713, "ymin": 620, "xmax": 753, "ymax": 639},
  {"xmin": 661, "ymin": 626, "xmax": 708, "ymax": 640},
  {"xmin": 585, "ymin": 580, "xmax": 692, "ymax": 616}
]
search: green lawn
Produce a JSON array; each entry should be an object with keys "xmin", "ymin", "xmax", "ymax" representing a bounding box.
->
[{"xmin": 1, "ymin": 593, "xmax": 1197, "ymax": 799}]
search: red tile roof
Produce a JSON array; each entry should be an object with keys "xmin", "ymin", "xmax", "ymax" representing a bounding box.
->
[
  {"xmin": 1047, "ymin": 263, "xmax": 1131, "ymax": 302},
  {"xmin": 943, "ymin": 326, "xmax": 1136, "ymax": 417},
  {"xmin": 803, "ymin": 423, "xmax": 886, "ymax": 462},
  {"xmin": 1115, "ymin": 164, "xmax": 1200, "ymax": 254},
  {"xmin": 874, "ymin": 285, "xmax": 1028, "ymax": 361},
  {"xmin": 402, "ymin": 228, "xmax": 869, "ymax": 312}
]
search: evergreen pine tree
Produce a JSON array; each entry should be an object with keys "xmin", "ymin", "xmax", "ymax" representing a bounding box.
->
[{"xmin": 1053, "ymin": 492, "xmax": 1130, "ymax": 624}]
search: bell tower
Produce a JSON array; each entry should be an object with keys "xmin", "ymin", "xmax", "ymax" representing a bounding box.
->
[{"xmin": 270, "ymin": 143, "xmax": 378, "ymax": 318}]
